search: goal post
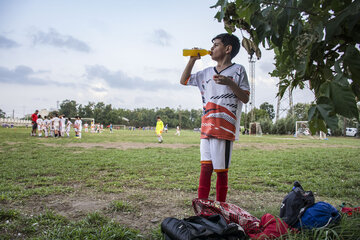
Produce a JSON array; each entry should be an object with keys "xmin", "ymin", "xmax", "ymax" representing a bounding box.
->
[
  {"xmin": 249, "ymin": 122, "xmax": 263, "ymax": 136},
  {"xmin": 295, "ymin": 121, "xmax": 310, "ymax": 137},
  {"xmin": 295, "ymin": 121, "xmax": 327, "ymax": 139}
]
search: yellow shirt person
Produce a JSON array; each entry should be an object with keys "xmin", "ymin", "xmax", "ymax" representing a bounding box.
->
[{"xmin": 155, "ymin": 116, "xmax": 164, "ymax": 143}]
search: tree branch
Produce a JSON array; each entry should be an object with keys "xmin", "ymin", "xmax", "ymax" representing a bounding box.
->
[{"xmin": 261, "ymin": 1, "xmax": 317, "ymax": 16}]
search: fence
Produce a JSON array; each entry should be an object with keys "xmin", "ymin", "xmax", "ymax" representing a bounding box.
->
[{"xmin": 0, "ymin": 118, "xmax": 32, "ymax": 127}]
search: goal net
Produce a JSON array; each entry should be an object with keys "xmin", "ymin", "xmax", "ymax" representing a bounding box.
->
[
  {"xmin": 295, "ymin": 121, "xmax": 327, "ymax": 139},
  {"xmin": 249, "ymin": 122, "xmax": 262, "ymax": 136}
]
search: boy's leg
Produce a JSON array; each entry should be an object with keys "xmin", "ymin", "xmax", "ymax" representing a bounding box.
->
[
  {"xmin": 198, "ymin": 162, "xmax": 213, "ymax": 199},
  {"xmin": 216, "ymin": 171, "xmax": 228, "ymax": 202},
  {"xmin": 210, "ymin": 139, "xmax": 232, "ymax": 202},
  {"xmin": 157, "ymin": 133, "xmax": 163, "ymax": 142},
  {"xmin": 199, "ymin": 139, "xmax": 213, "ymax": 199}
]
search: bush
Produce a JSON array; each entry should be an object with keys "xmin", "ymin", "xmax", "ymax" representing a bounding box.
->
[{"xmin": 259, "ymin": 118, "xmax": 273, "ymax": 134}]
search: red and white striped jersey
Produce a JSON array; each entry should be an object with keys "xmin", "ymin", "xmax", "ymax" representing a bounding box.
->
[{"xmin": 185, "ymin": 63, "xmax": 250, "ymax": 141}]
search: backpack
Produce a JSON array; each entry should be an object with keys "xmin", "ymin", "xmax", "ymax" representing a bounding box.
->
[
  {"xmin": 247, "ymin": 213, "xmax": 290, "ymax": 240},
  {"xmin": 161, "ymin": 214, "xmax": 246, "ymax": 240},
  {"xmin": 279, "ymin": 181, "xmax": 315, "ymax": 227},
  {"xmin": 192, "ymin": 198, "xmax": 260, "ymax": 235},
  {"xmin": 296, "ymin": 201, "xmax": 341, "ymax": 229}
]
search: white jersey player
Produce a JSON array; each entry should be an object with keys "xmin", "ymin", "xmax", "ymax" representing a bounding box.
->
[
  {"xmin": 66, "ymin": 118, "xmax": 73, "ymax": 137},
  {"xmin": 43, "ymin": 116, "xmax": 50, "ymax": 138},
  {"xmin": 74, "ymin": 116, "xmax": 82, "ymax": 138},
  {"xmin": 36, "ymin": 115, "xmax": 43, "ymax": 137},
  {"xmin": 60, "ymin": 115, "xmax": 66, "ymax": 137},
  {"xmin": 52, "ymin": 114, "xmax": 61, "ymax": 137}
]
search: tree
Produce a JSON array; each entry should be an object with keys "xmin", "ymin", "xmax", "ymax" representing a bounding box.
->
[
  {"xmin": 59, "ymin": 100, "xmax": 78, "ymax": 117},
  {"xmin": 93, "ymin": 102, "xmax": 106, "ymax": 123},
  {"xmin": 260, "ymin": 102, "xmax": 275, "ymax": 120},
  {"xmin": 211, "ymin": 0, "xmax": 360, "ymax": 134},
  {"xmin": 291, "ymin": 103, "xmax": 311, "ymax": 121},
  {"xmin": 0, "ymin": 109, "xmax": 5, "ymax": 118},
  {"xmin": 83, "ymin": 102, "xmax": 95, "ymax": 118}
]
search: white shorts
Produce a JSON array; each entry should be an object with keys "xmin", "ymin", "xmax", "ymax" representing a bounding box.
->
[
  {"xmin": 200, "ymin": 138, "xmax": 233, "ymax": 172},
  {"xmin": 54, "ymin": 124, "xmax": 59, "ymax": 131}
]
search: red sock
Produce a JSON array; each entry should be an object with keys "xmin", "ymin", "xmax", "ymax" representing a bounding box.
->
[
  {"xmin": 216, "ymin": 171, "xmax": 228, "ymax": 202},
  {"xmin": 198, "ymin": 163, "xmax": 213, "ymax": 199}
]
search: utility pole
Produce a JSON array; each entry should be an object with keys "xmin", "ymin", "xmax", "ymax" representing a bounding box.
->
[
  {"xmin": 249, "ymin": 56, "xmax": 256, "ymax": 123},
  {"xmin": 276, "ymin": 86, "xmax": 293, "ymax": 121},
  {"xmin": 178, "ymin": 105, "xmax": 182, "ymax": 129}
]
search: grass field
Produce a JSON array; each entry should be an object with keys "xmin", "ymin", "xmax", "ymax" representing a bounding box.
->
[{"xmin": 0, "ymin": 127, "xmax": 359, "ymax": 239}]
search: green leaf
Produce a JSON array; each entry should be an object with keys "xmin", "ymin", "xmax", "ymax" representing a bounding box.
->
[
  {"xmin": 298, "ymin": 0, "xmax": 313, "ymax": 9},
  {"xmin": 325, "ymin": 1, "xmax": 360, "ymax": 41},
  {"xmin": 276, "ymin": 9, "xmax": 289, "ymax": 46},
  {"xmin": 319, "ymin": 104, "xmax": 338, "ymax": 129},
  {"xmin": 309, "ymin": 117, "xmax": 327, "ymax": 135},
  {"xmin": 308, "ymin": 105, "xmax": 317, "ymax": 120},
  {"xmin": 211, "ymin": 0, "xmax": 228, "ymax": 21},
  {"xmin": 344, "ymin": 45, "xmax": 360, "ymax": 85},
  {"xmin": 291, "ymin": 19, "xmax": 303, "ymax": 37},
  {"xmin": 319, "ymin": 82, "xmax": 330, "ymax": 98},
  {"xmin": 323, "ymin": 67, "xmax": 333, "ymax": 81},
  {"xmin": 330, "ymin": 81, "xmax": 359, "ymax": 119},
  {"xmin": 351, "ymin": 82, "xmax": 360, "ymax": 99}
]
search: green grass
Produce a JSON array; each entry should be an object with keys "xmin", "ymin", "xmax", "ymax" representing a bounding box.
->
[{"xmin": 0, "ymin": 127, "xmax": 359, "ymax": 239}]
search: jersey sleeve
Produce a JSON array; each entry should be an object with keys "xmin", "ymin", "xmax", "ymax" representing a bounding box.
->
[
  {"xmin": 237, "ymin": 65, "xmax": 250, "ymax": 95},
  {"xmin": 185, "ymin": 70, "xmax": 204, "ymax": 87}
]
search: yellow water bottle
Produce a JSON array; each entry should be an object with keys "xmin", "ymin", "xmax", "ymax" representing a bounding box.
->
[{"xmin": 183, "ymin": 49, "xmax": 211, "ymax": 57}]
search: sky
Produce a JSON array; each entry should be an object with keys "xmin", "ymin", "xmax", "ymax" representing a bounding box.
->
[{"xmin": 0, "ymin": 0, "xmax": 314, "ymax": 118}]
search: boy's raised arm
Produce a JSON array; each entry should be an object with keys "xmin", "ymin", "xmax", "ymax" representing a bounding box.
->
[{"xmin": 180, "ymin": 55, "xmax": 199, "ymax": 85}]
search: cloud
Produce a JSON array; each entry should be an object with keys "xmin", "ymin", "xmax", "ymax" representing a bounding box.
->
[
  {"xmin": 0, "ymin": 35, "xmax": 20, "ymax": 48},
  {"xmin": 259, "ymin": 61, "xmax": 275, "ymax": 74},
  {"xmin": 85, "ymin": 65, "xmax": 177, "ymax": 91},
  {"xmin": 32, "ymin": 28, "xmax": 91, "ymax": 52},
  {"xmin": 150, "ymin": 29, "xmax": 172, "ymax": 46},
  {"xmin": 0, "ymin": 65, "xmax": 75, "ymax": 87},
  {"xmin": 91, "ymin": 86, "xmax": 107, "ymax": 92}
]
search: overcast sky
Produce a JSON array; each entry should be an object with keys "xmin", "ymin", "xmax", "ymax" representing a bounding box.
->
[{"xmin": 0, "ymin": 0, "xmax": 314, "ymax": 118}]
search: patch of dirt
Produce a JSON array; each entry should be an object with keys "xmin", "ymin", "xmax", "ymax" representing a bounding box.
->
[
  {"xmin": 4, "ymin": 141, "xmax": 21, "ymax": 145},
  {"xmin": 4, "ymin": 185, "xmax": 342, "ymax": 236},
  {"xmin": 40, "ymin": 142, "xmax": 198, "ymax": 150},
  {"xmin": 39, "ymin": 141, "xmax": 358, "ymax": 151},
  {"xmin": 233, "ymin": 142, "xmax": 358, "ymax": 150},
  {"xmin": 6, "ymin": 186, "xmax": 285, "ymax": 234}
]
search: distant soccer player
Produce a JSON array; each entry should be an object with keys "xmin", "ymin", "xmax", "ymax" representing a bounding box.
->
[
  {"xmin": 59, "ymin": 115, "xmax": 66, "ymax": 137},
  {"xmin": 175, "ymin": 126, "xmax": 181, "ymax": 136},
  {"xmin": 66, "ymin": 118, "xmax": 72, "ymax": 137},
  {"xmin": 155, "ymin": 116, "xmax": 164, "ymax": 143},
  {"xmin": 52, "ymin": 113, "xmax": 61, "ymax": 137},
  {"xmin": 43, "ymin": 116, "xmax": 50, "ymax": 138},
  {"xmin": 36, "ymin": 115, "xmax": 43, "ymax": 137},
  {"xmin": 84, "ymin": 123, "xmax": 89, "ymax": 132},
  {"xmin": 31, "ymin": 110, "xmax": 39, "ymax": 136},
  {"xmin": 74, "ymin": 116, "xmax": 82, "ymax": 138}
]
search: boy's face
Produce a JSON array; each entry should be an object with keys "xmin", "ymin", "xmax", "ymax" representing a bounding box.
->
[{"xmin": 210, "ymin": 38, "xmax": 231, "ymax": 61}]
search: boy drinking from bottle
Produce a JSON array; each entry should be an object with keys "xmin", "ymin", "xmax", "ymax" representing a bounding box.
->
[{"xmin": 180, "ymin": 33, "xmax": 250, "ymax": 202}]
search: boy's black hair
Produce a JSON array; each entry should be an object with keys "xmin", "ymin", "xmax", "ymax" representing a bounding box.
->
[{"xmin": 212, "ymin": 33, "xmax": 240, "ymax": 59}]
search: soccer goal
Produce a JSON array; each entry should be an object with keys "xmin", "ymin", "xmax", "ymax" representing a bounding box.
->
[
  {"xmin": 295, "ymin": 121, "xmax": 327, "ymax": 139},
  {"xmin": 249, "ymin": 122, "xmax": 262, "ymax": 136}
]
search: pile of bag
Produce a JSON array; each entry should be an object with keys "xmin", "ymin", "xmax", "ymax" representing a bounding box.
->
[
  {"xmin": 161, "ymin": 181, "xmax": 342, "ymax": 239},
  {"xmin": 280, "ymin": 181, "xmax": 341, "ymax": 229}
]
